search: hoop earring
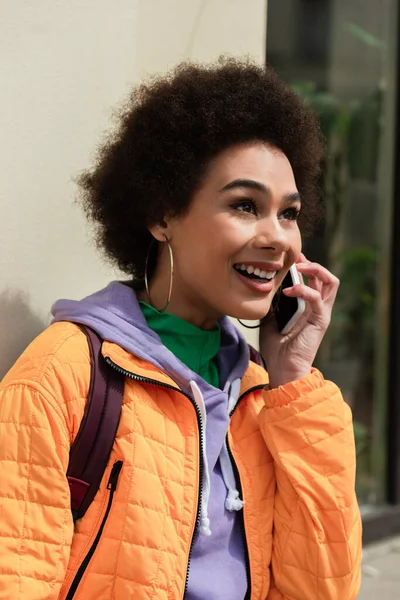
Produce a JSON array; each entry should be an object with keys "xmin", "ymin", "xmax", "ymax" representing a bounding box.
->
[
  {"xmin": 144, "ymin": 236, "xmax": 174, "ymax": 313},
  {"xmin": 237, "ymin": 319, "xmax": 262, "ymax": 329},
  {"xmin": 237, "ymin": 287, "xmax": 281, "ymax": 329}
]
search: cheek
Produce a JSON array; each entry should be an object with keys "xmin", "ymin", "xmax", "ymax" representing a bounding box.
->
[
  {"xmin": 176, "ymin": 234, "xmax": 237, "ymax": 287},
  {"xmin": 174, "ymin": 230, "xmax": 217, "ymax": 278},
  {"xmin": 198, "ymin": 224, "xmax": 246, "ymax": 260},
  {"xmin": 214, "ymin": 221, "xmax": 252, "ymax": 253},
  {"xmin": 172, "ymin": 215, "xmax": 250, "ymax": 277},
  {"xmin": 288, "ymin": 228, "xmax": 302, "ymax": 259}
]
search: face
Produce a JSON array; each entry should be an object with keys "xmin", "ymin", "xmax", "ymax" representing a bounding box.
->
[{"xmin": 149, "ymin": 142, "xmax": 302, "ymax": 329}]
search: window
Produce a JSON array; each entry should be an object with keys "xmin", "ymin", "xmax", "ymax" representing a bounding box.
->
[{"xmin": 267, "ymin": 0, "xmax": 397, "ymax": 507}]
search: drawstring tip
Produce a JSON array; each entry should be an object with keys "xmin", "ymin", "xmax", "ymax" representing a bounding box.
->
[
  {"xmin": 200, "ymin": 516, "xmax": 212, "ymax": 536},
  {"xmin": 225, "ymin": 490, "xmax": 245, "ymax": 512}
]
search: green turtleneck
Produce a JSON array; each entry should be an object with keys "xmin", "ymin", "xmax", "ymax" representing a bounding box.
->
[{"xmin": 139, "ymin": 301, "xmax": 221, "ymax": 388}]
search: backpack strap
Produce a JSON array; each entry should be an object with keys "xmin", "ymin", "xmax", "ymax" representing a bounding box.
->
[
  {"xmin": 67, "ymin": 325, "xmax": 125, "ymax": 521},
  {"xmin": 248, "ymin": 344, "xmax": 267, "ymax": 370}
]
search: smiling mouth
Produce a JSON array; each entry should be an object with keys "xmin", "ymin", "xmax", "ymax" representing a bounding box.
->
[{"xmin": 234, "ymin": 264, "xmax": 278, "ymax": 282}]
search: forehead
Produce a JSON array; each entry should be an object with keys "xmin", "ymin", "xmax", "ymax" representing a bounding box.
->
[{"xmin": 204, "ymin": 142, "xmax": 297, "ymax": 192}]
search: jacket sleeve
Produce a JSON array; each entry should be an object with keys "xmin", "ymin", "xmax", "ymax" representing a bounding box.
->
[
  {"xmin": 0, "ymin": 381, "xmax": 74, "ymax": 599},
  {"xmin": 259, "ymin": 369, "xmax": 362, "ymax": 600}
]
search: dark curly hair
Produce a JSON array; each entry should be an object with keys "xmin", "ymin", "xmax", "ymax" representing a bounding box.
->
[{"xmin": 78, "ymin": 57, "xmax": 324, "ymax": 286}]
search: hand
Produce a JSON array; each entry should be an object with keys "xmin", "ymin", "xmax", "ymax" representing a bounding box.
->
[{"xmin": 259, "ymin": 254, "xmax": 339, "ymax": 389}]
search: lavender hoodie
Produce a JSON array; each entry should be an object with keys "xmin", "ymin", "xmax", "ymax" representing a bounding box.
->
[{"xmin": 52, "ymin": 281, "xmax": 251, "ymax": 599}]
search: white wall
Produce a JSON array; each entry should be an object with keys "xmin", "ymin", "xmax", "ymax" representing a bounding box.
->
[
  {"xmin": 0, "ymin": 0, "xmax": 266, "ymax": 377},
  {"xmin": 134, "ymin": 0, "xmax": 266, "ymax": 74}
]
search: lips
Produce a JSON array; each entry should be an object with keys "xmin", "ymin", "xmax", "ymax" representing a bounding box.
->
[
  {"xmin": 234, "ymin": 263, "xmax": 279, "ymax": 281},
  {"xmin": 234, "ymin": 267, "xmax": 276, "ymax": 294}
]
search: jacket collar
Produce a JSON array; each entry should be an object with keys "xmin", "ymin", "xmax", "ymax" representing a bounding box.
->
[{"xmin": 102, "ymin": 341, "xmax": 268, "ymax": 397}]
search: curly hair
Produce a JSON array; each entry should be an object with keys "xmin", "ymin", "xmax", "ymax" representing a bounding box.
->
[{"xmin": 78, "ymin": 57, "xmax": 325, "ymax": 286}]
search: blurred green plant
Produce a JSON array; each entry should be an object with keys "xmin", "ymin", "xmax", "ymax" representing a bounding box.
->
[{"xmin": 343, "ymin": 22, "xmax": 386, "ymax": 50}]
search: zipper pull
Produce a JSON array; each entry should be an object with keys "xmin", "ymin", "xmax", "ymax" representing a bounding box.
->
[{"xmin": 107, "ymin": 460, "xmax": 123, "ymax": 491}]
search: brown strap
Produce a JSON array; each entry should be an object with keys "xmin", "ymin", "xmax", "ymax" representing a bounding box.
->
[{"xmin": 66, "ymin": 325, "xmax": 124, "ymax": 521}]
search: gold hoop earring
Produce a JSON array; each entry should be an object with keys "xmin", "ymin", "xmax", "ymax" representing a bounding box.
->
[{"xmin": 144, "ymin": 236, "xmax": 174, "ymax": 313}]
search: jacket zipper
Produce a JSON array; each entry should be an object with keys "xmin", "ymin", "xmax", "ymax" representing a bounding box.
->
[
  {"xmin": 104, "ymin": 357, "xmax": 204, "ymax": 600},
  {"xmin": 105, "ymin": 356, "xmax": 266, "ymax": 600},
  {"xmin": 66, "ymin": 460, "xmax": 123, "ymax": 600},
  {"xmin": 227, "ymin": 382, "xmax": 268, "ymax": 600},
  {"xmin": 226, "ymin": 438, "xmax": 251, "ymax": 600}
]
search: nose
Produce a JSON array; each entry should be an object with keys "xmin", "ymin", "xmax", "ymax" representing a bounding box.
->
[{"xmin": 253, "ymin": 216, "xmax": 289, "ymax": 254}]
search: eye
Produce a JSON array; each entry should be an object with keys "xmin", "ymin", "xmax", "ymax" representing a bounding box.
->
[
  {"xmin": 280, "ymin": 206, "xmax": 301, "ymax": 221},
  {"xmin": 232, "ymin": 199, "xmax": 258, "ymax": 216}
]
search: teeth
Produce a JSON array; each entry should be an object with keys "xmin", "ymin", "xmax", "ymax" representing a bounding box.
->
[{"xmin": 235, "ymin": 264, "xmax": 278, "ymax": 280}]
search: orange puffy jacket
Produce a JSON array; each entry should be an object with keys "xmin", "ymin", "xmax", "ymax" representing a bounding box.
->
[{"xmin": 0, "ymin": 322, "xmax": 361, "ymax": 599}]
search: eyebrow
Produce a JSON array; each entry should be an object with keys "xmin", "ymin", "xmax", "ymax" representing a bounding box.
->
[{"xmin": 219, "ymin": 178, "xmax": 301, "ymax": 203}]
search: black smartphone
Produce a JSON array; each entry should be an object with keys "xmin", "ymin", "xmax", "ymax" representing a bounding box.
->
[{"xmin": 273, "ymin": 265, "xmax": 305, "ymax": 334}]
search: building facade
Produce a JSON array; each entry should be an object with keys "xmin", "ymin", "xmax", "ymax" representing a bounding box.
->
[{"xmin": 266, "ymin": 0, "xmax": 400, "ymax": 542}]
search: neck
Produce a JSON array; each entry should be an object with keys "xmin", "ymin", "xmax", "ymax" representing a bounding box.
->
[
  {"xmin": 138, "ymin": 280, "xmax": 220, "ymax": 331},
  {"xmin": 138, "ymin": 291, "xmax": 219, "ymax": 330},
  {"xmin": 141, "ymin": 247, "xmax": 225, "ymax": 329}
]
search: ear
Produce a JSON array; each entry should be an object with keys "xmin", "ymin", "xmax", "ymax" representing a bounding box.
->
[{"xmin": 148, "ymin": 219, "xmax": 171, "ymax": 243}]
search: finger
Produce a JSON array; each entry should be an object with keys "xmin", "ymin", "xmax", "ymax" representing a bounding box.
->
[
  {"xmin": 295, "ymin": 263, "xmax": 339, "ymax": 300},
  {"xmin": 283, "ymin": 284, "xmax": 322, "ymax": 303},
  {"xmin": 285, "ymin": 280, "xmax": 336, "ymax": 316},
  {"xmin": 295, "ymin": 262, "xmax": 339, "ymax": 285},
  {"xmin": 306, "ymin": 274, "xmax": 324, "ymax": 296},
  {"xmin": 293, "ymin": 254, "xmax": 312, "ymax": 286},
  {"xmin": 283, "ymin": 284, "xmax": 326, "ymax": 322},
  {"xmin": 296, "ymin": 252, "xmax": 310, "ymax": 265}
]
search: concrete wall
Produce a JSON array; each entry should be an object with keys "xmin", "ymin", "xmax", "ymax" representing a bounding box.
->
[{"xmin": 0, "ymin": 0, "xmax": 266, "ymax": 377}]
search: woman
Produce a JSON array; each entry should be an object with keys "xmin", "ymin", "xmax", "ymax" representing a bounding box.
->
[{"xmin": 0, "ymin": 59, "xmax": 362, "ymax": 599}]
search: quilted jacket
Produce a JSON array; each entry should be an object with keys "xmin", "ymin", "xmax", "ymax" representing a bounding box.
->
[{"xmin": 0, "ymin": 321, "xmax": 362, "ymax": 599}]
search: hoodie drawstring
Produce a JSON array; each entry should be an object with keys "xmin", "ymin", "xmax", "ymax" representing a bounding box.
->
[
  {"xmin": 190, "ymin": 380, "xmax": 212, "ymax": 536},
  {"xmin": 219, "ymin": 378, "xmax": 245, "ymax": 512},
  {"xmin": 190, "ymin": 377, "xmax": 244, "ymax": 537}
]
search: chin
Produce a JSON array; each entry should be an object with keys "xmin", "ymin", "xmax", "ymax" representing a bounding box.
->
[
  {"xmin": 236, "ymin": 313, "xmax": 270, "ymax": 323},
  {"xmin": 230, "ymin": 303, "xmax": 272, "ymax": 323}
]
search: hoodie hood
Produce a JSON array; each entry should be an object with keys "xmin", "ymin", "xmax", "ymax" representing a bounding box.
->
[{"xmin": 51, "ymin": 281, "xmax": 250, "ymax": 394}]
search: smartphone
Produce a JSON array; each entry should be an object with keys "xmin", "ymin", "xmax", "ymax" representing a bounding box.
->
[{"xmin": 273, "ymin": 264, "xmax": 306, "ymax": 334}]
